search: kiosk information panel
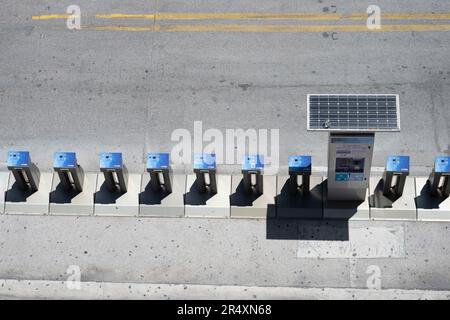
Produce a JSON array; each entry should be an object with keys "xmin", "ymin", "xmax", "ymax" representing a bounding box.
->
[{"xmin": 327, "ymin": 133, "xmax": 375, "ymax": 201}]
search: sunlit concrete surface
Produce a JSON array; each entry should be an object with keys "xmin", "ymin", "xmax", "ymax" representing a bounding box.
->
[{"xmin": 1, "ymin": 279, "xmax": 450, "ymax": 300}]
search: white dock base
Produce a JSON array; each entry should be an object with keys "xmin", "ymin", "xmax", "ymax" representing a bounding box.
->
[
  {"xmin": 230, "ymin": 175, "xmax": 276, "ymax": 219},
  {"xmin": 416, "ymin": 177, "xmax": 450, "ymax": 221},
  {"xmin": 0, "ymin": 172, "xmax": 10, "ymax": 214},
  {"xmin": 5, "ymin": 172, "xmax": 53, "ymax": 215},
  {"xmin": 49, "ymin": 173, "xmax": 97, "ymax": 216},
  {"xmin": 185, "ymin": 174, "xmax": 231, "ymax": 218},
  {"xmin": 139, "ymin": 174, "xmax": 185, "ymax": 217},
  {"xmin": 369, "ymin": 176, "xmax": 417, "ymax": 221},
  {"xmin": 94, "ymin": 174, "xmax": 141, "ymax": 217}
]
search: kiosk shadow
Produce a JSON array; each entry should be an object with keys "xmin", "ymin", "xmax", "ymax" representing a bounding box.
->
[
  {"xmin": 184, "ymin": 180, "xmax": 215, "ymax": 205},
  {"xmin": 266, "ymin": 218, "xmax": 349, "ymax": 241},
  {"xmin": 50, "ymin": 182, "xmax": 81, "ymax": 204},
  {"xmin": 230, "ymin": 179, "xmax": 263, "ymax": 206},
  {"xmin": 267, "ymin": 180, "xmax": 350, "ymax": 240},
  {"xmin": 415, "ymin": 181, "xmax": 448, "ymax": 209},
  {"xmin": 5, "ymin": 181, "xmax": 38, "ymax": 202},
  {"xmin": 139, "ymin": 182, "xmax": 171, "ymax": 205},
  {"xmin": 94, "ymin": 182, "xmax": 126, "ymax": 204}
]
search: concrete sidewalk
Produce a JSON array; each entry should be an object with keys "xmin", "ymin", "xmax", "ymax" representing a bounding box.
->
[{"xmin": 1, "ymin": 215, "xmax": 450, "ymax": 291}]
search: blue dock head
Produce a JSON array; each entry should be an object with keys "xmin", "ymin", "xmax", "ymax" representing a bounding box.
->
[
  {"xmin": 288, "ymin": 155, "xmax": 311, "ymax": 175},
  {"xmin": 242, "ymin": 155, "xmax": 264, "ymax": 171},
  {"xmin": 435, "ymin": 156, "xmax": 450, "ymax": 174},
  {"xmin": 194, "ymin": 153, "xmax": 216, "ymax": 170},
  {"xmin": 7, "ymin": 151, "xmax": 31, "ymax": 168},
  {"xmin": 99, "ymin": 152, "xmax": 123, "ymax": 169},
  {"xmin": 386, "ymin": 156, "xmax": 409, "ymax": 173},
  {"xmin": 53, "ymin": 152, "xmax": 77, "ymax": 169},
  {"xmin": 147, "ymin": 153, "xmax": 169, "ymax": 170}
]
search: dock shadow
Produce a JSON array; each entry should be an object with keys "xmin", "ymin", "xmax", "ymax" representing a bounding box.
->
[
  {"xmin": 184, "ymin": 180, "xmax": 215, "ymax": 206},
  {"xmin": 50, "ymin": 182, "xmax": 81, "ymax": 204},
  {"xmin": 5, "ymin": 181, "xmax": 38, "ymax": 202},
  {"xmin": 415, "ymin": 181, "xmax": 448, "ymax": 209},
  {"xmin": 230, "ymin": 179, "xmax": 263, "ymax": 206},
  {"xmin": 368, "ymin": 178, "xmax": 400, "ymax": 208},
  {"xmin": 94, "ymin": 181, "xmax": 126, "ymax": 204},
  {"xmin": 139, "ymin": 182, "xmax": 171, "ymax": 205}
]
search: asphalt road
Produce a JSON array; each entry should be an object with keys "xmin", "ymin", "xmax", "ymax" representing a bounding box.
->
[{"xmin": 0, "ymin": 0, "xmax": 449, "ymax": 173}]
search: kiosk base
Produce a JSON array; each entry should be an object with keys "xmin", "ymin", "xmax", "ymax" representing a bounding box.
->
[{"xmin": 323, "ymin": 179, "xmax": 370, "ymax": 220}]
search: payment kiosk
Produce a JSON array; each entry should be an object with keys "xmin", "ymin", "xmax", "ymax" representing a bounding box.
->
[{"xmin": 307, "ymin": 94, "xmax": 401, "ymax": 219}]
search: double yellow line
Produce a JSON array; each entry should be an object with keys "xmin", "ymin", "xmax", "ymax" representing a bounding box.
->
[
  {"xmin": 31, "ymin": 12, "xmax": 450, "ymax": 33},
  {"xmin": 32, "ymin": 12, "xmax": 450, "ymax": 21}
]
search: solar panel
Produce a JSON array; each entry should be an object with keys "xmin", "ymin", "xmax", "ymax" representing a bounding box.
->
[{"xmin": 307, "ymin": 94, "xmax": 400, "ymax": 131}]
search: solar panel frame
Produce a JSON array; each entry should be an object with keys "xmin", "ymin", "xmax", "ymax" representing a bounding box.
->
[{"xmin": 307, "ymin": 94, "xmax": 400, "ymax": 132}]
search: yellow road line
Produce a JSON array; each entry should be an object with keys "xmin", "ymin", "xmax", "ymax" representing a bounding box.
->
[
  {"xmin": 32, "ymin": 14, "xmax": 71, "ymax": 20},
  {"xmin": 155, "ymin": 12, "xmax": 450, "ymax": 21},
  {"xmin": 96, "ymin": 13, "xmax": 155, "ymax": 20},
  {"xmin": 90, "ymin": 25, "xmax": 155, "ymax": 32},
  {"xmin": 81, "ymin": 24, "xmax": 450, "ymax": 33},
  {"xmin": 32, "ymin": 12, "xmax": 450, "ymax": 21}
]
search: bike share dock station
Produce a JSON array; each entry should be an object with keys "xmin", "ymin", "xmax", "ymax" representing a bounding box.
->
[
  {"xmin": 184, "ymin": 153, "xmax": 231, "ymax": 218},
  {"xmin": 416, "ymin": 156, "xmax": 450, "ymax": 221},
  {"xmin": 94, "ymin": 152, "xmax": 140, "ymax": 216},
  {"xmin": 139, "ymin": 153, "xmax": 185, "ymax": 217},
  {"xmin": 308, "ymin": 94, "xmax": 403, "ymax": 220},
  {"xmin": 4, "ymin": 151, "xmax": 53, "ymax": 215},
  {"xmin": 230, "ymin": 155, "xmax": 276, "ymax": 218},
  {"xmin": 276, "ymin": 156, "xmax": 323, "ymax": 219},
  {"xmin": 49, "ymin": 152, "xmax": 97, "ymax": 215}
]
